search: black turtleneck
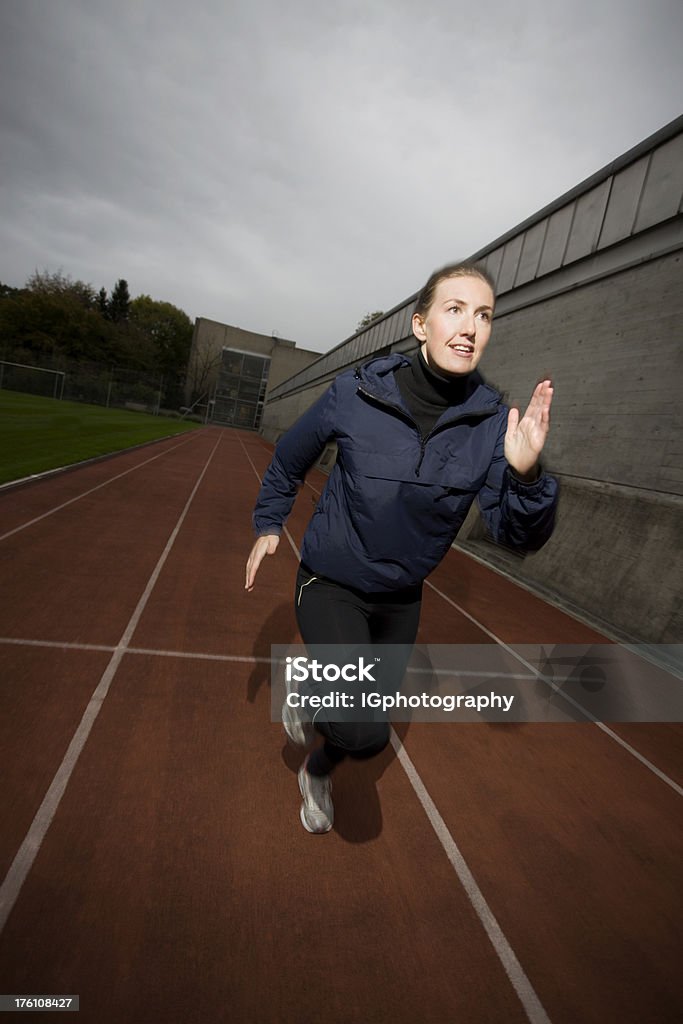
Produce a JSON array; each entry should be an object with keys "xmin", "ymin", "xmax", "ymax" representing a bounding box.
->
[
  {"xmin": 393, "ymin": 350, "xmax": 542, "ymax": 483},
  {"xmin": 394, "ymin": 348, "xmax": 476, "ymax": 440}
]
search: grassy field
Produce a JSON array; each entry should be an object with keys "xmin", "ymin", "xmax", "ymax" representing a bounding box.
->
[{"xmin": 0, "ymin": 390, "xmax": 201, "ymax": 486}]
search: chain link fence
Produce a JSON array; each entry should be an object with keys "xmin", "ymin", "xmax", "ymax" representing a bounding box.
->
[{"xmin": 0, "ymin": 357, "xmax": 169, "ymax": 415}]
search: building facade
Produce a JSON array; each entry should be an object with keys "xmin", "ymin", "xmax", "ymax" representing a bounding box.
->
[{"xmin": 185, "ymin": 319, "xmax": 320, "ymax": 429}]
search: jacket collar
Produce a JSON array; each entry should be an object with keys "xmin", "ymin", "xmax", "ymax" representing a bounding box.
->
[{"xmin": 355, "ymin": 352, "xmax": 501, "ymax": 423}]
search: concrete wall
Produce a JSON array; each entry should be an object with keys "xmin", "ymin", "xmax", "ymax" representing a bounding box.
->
[
  {"xmin": 467, "ymin": 250, "xmax": 682, "ymax": 494},
  {"xmin": 454, "ymin": 249, "xmax": 682, "ymax": 644},
  {"xmin": 260, "ymin": 380, "xmax": 332, "ymax": 445},
  {"xmin": 268, "ymin": 345, "xmax": 325, "ymax": 394},
  {"xmin": 460, "ymin": 477, "xmax": 681, "ymax": 644}
]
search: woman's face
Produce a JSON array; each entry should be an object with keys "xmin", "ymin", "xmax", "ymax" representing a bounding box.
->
[{"xmin": 412, "ymin": 274, "xmax": 495, "ymax": 377}]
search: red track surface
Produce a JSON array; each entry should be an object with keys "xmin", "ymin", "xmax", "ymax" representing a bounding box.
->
[{"xmin": 0, "ymin": 427, "xmax": 681, "ymax": 1023}]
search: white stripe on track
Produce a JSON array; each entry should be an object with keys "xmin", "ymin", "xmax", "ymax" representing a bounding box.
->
[
  {"xmin": 425, "ymin": 579, "xmax": 683, "ymax": 799},
  {"xmin": 238, "ymin": 435, "xmax": 554, "ymax": 1024},
  {"xmin": 238, "ymin": 439, "xmax": 301, "ymax": 561},
  {"xmin": 0, "ymin": 636, "xmax": 534, "ymax": 681},
  {"xmin": 0, "ymin": 433, "xmax": 222, "ymax": 934},
  {"xmin": 0, "ymin": 636, "xmax": 270, "ymax": 662},
  {"xmin": 0, "ymin": 433, "xmax": 199, "ymax": 543},
  {"xmin": 0, "ymin": 637, "xmax": 116, "ymax": 653},
  {"xmin": 391, "ymin": 732, "xmax": 552, "ymax": 1024}
]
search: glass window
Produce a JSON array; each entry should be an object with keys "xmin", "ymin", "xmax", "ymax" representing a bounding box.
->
[
  {"xmin": 222, "ymin": 350, "xmax": 244, "ymax": 375},
  {"xmin": 238, "ymin": 378, "xmax": 262, "ymax": 402},
  {"xmin": 213, "ymin": 350, "xmax": 272, "ymax": 427},
  {"xmin": 235, "ymin": 402, "xmax": 256, "ymax": 427},
  {"xmin": 242, "ymin": 355, "xmax": 267, "ymax": 379},
  {"xmin": 216, "ymin": 373, "xmax": 240, "ymax": 400},
  {"xmin": 214, "ymin": 398, "xmax": 236, "ymax": 423}
]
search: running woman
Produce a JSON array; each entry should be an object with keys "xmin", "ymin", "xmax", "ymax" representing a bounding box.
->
[{"xmin": 245, "ymin": 261, "xmax": 558, "ymax": 833}]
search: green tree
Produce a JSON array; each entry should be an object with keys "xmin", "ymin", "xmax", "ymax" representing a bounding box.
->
[
  {"xmin": 0, "ymin": 281, "xmax": 21, "ymax": 300},
  {"xmin": 0, "ymin": 269, "xmax": 194, "ymax": 405},
  {"xmin": 27, "ymin": 269, "xmax": 96, "ymax": 309},
  {"xmin": 0, "ymin": 270, "xmax": 115, "ymax": 364},
  {"xmin": 109, "ymin": 278, "xmax": 131, "ymax": 323},
  {"xmin": 186, "ymin": 341, "xmax": 222, "ymax": 407},
  {"xmin": 356, "ymin": 310, "xmax": 384, "ymax": 331},
  {"xmin": 129, "ymin": 295, "xmax": 194, "ymax": 405}
]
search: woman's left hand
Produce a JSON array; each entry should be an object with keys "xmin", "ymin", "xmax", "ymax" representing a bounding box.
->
[{"xmin": 504, "ymin": 379, "xmax": 553, "ymax": 478}]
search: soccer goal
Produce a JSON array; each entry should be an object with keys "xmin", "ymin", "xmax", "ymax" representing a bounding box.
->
[{"xmin": 0, "ymin": 361, "xmax": 66, "ymax": 400}]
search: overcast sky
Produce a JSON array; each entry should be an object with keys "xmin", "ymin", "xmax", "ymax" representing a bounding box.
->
[{"xmin": 1, "ymin": 0, "xmax": 682, "ymax": 353}]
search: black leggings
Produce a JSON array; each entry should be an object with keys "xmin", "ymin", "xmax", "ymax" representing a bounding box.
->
[{"xmin": 294, "ymin": 563, "xmax": 422, "ymax": 775}]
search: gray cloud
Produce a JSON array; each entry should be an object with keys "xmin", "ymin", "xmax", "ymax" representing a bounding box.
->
[{"xmin": 1, "ymin": 0, "xmax": 682, "ymax": 351}]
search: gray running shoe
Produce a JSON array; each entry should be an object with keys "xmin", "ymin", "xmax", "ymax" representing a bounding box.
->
[
  {"xmin": 282, "ymin": 681, "xmax": 315, "ymax": 747},
  {"xmin": 298, "ymin": 756, "xmax": 333, "ymax": 834}
]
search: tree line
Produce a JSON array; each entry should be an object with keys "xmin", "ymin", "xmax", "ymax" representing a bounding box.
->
[{"xmin": 0, "ymin": 270, "xmax": 194, "ymax": 408}]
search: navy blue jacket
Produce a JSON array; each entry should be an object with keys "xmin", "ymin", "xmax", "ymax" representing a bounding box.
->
[{"xmin": 253, "ymin": 354, "xmax": 558, "ymax": 591}]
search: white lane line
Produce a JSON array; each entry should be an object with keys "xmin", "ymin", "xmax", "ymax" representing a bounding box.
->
[
  {"xmin": 0, "ymin": 636, "xmax": 535, "ymax": 680},
  {"xmin": 0, "ymin": 637, "xmax": 268, "ymax": 662},
  {"xmin": 425, "ymin": 579, "xmax": 683, "ymax": 799},
  {"xmin": 128, "ymin": 647, "xmax": 269, "ymax": 663},
  {"xmin": 391, "ymin": 732, "xmax": 553, "ymax": 1024},
  {"xmin": 0, "ymin": 637, "xmax": 116, "ymax": 653},
  {"xmin": 0, "ymin": 433, "xmax": 222, "ymax": 934},
  {"xmin": 238, "ymin": 439, "xmax": 301, "ymax": 561},
  {"xmin": 239, "ymin": 435, "xmax": 553, "ymax": 1024},
  {"xmin": 0, "ymin": 433, "xmax": 200, "ymax": 543}
]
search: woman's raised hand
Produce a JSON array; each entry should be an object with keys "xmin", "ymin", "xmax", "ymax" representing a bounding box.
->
[
  {"xmin": 245, "ymin": 534, "xmax": 280, "ymax": 591},
  {"xmin": 504, "ymin": 379, "xmax": 553, "ymax": 478}
]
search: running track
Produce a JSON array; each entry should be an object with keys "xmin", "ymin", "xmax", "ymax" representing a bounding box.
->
[{"xmin": 0, "ymin": 427, "xmax": 681, "ymax": 1023}]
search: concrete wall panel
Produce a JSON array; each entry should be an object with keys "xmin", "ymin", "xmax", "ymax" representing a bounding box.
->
[
  {"xmin": 635, "ymin": 134, "xmax": 683, "ymax": 231},
  {"xmin": 514, "ymin": 221, "xmax": 547, "ymax": 286},
  {"xmin": 483, "ymin": 247, "xmax": 504, "ymax": 289},
  {"xmin": 397, "ymin": 303, "xmax": 414, "ymax": 341},
  {"xmin": 563, "ymin": 180, "xmax": 611, "ymax": 265},
  {"xmin": 497, "ymin": 234, "xmax": 525, "ymax": 293},
  {"xmin": 360, "ymin": 328, "xmax": 374, "ymax": 357},
  {"xmin": 478, "ymin": 251, "xmax": 683, "ymax": 495},
  {"xmin": 598, "ymin": 156, "xmax": 649, "ymax": 247},
  {"xmin": 393, "ymin": 305, "xmax": 405, "ymax": 340},
  {"xmin": 536, "ymin": 205, "xmax": 574, "ymax": 276}
]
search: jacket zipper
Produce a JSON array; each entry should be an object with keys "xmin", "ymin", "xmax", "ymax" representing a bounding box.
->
[{"xmin": 356, "ymin": 384, "xmax": 497, "ymax": 478}]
